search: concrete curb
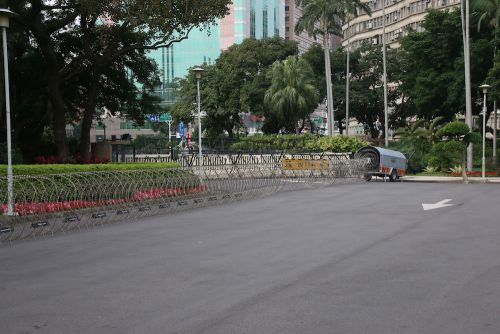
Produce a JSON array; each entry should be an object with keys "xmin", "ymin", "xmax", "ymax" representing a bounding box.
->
[{"xmin": 402, "ymin": 176, "xmax": 500, "ymax": 183}]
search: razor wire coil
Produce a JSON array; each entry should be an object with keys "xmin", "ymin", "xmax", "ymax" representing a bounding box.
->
[{"xmin": 0, "ymin": 153, "xmax": 368, "ymax": 245}]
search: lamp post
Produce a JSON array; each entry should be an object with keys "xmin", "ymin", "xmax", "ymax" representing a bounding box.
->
[
  {"xmin": 0, "ymin": 7, "xmax": 16, "ymax": 216},
  {"xmin": 191, "ymin": 67, "xmax": 204, "ymax": 176},
  {"xmin": 480, "ymin": 83, "xmax": 491, "ymax": 181}
]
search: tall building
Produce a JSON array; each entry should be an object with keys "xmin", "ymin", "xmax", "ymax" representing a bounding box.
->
[
  {"xmin": 147, "ymin": 0, "xmax": 286, "ymax": 106},
  {"xmin": 284, "ymin": 0, "xmax": 318, "ymax": 54},
  {"xmin": 342, "ymin": 0, "xmax": 460, "ymax": 49}
]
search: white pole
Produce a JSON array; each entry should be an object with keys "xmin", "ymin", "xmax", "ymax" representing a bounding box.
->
[
  {"xmin": 168, "ymin": 120, "xmax": 172, "ymax": 142},
  {"xmin": 346, "ymin": 20, "xmax": 350, "ymax": 137},
  {"xmin": 464, "ymin": 0, "xmax": 473, "ymax": 171},
  {"xmin": 382, "ymin": 0, "xmax": 389, "ymax": 147},
  {"xmin": 493, "ymin": 99, "xmax": 497, "ymax": 166},
  {"xmin": 324, "ymin": 30, "xmax": 334, "ymax": 136},
  {"xmin": 197, "ymin": 77, "xmax": 202, "ymax": 176},
  {"xmin": 3, "ymin": 27, "xmax": 13, "ymax": 215},
  {"xmin": 482, "ymin": 90, "xmax": 487, "ymax": 180}
]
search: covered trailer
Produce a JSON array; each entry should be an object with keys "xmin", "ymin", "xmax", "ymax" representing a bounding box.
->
[{"xmin": 355, "ymin": 146, "xmax": 407, "ymax": 181}]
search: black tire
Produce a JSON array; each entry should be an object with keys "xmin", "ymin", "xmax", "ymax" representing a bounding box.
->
[
  {"xmin": 364, "ymin": 174, "xmax": 372, "ymax": 182},
  {"xmin": 389, "ymin": 169, "xmax": 397, "ymax": 182}
]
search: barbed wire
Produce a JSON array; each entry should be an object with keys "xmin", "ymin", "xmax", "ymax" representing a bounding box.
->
[{"xmin": 0, "ymin": 154, "xmax": 369, "ymax": 245}]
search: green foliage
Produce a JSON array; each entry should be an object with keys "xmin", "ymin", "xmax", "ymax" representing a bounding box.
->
[
  {"xmin": 0, "ymin": 163, "xmax": 180, "ymax": 176},
  {"xmin": 264, "ymin": 56, "xmax": 320, "ymax": 133},
  {"xmin": 0, "ymin": 144, "xmax": 24, "ymax": 164},
  {"xmin": 424, "ymin": 165, "xmax": 438, "ymax": 173},
  {"xmin": 428, "ymin": 121, "xmax": 477, "ymax": 171},
  {"xmin": 304, "ymin": 136, "xmax": 368, "ymax": 152},
  {"xmin": 448, "ymin": 165, "xmax": 463, "ymax": 174},
  {"xmin": 398, "ymin": 9, "xmax": 494, "ymax": 123},
  {"xmin": 10, "ymin": 0, "xmax": 232, "ymax": 159},
  {"xmin": 435, "ymin": 121, "xmax": 470, "ymax": 138},
  {"xmin": 329, "ymin": 43, "xmax": 400, "ymax": 137},
  {"xmin": 171, "ymin": 37, "xmax": 298, "ymax": 137},
  {"xmin": 0, "ymin": 167, "xmax": 197, "ymax": 203},
  {"xmin": 230, "ymin": 134, "xmax": 367, "ymax": 153},
  {"xmin": 389, "ymin": 137, "xmax": 431, "ymax": 173}
]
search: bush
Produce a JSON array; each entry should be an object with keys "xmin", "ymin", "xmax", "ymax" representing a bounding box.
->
[
  {"xmin": 389, "ymin": 137, "xmax": 431, "ymax": 174},
  {"xmin": 0, "ymin": 143, "xmax": 23, "ymax": 164},
  {"xmin": 230, "ymin": 134, "xmax": 367, "ymax": 153},
  {"xmin": 305, "ymin": 136, "xmax": 368, "ymax": 152},
  {"xmin": 0, "ymin": 162, "xmax": 180, "ymax": 176},
  {"xmin": 435, "ymin": 121, "xmax": 470, "ymax": 138}
]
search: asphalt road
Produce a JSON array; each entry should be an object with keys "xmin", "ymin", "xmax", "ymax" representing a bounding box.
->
[{"xmin": 1, "ymin": 183, "xmax": 500, "ymax": 334}]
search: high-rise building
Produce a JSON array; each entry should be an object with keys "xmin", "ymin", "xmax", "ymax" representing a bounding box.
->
[
  {"xmin": 285, "ymin": 1, "xmax": 343, "ymax": 53},
  {"xmin": 342, "ymin": 0, "xmax": 460, "ymax": 49},
  {"xmin": 147, "ymin": 0, "xmax": 286, "ymax": 105},
  {"xmin": 284, "ymin": 0, "xmax": 317, "ymax": 54}
]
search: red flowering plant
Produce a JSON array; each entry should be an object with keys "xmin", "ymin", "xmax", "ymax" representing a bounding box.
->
[{"xmin": 1, "ymin": 185, "xmax": 208, "ymax": 215}]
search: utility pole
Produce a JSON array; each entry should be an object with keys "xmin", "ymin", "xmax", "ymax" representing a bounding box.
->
[{"xmin": 382, "ymin": 0, "xmax": 389, "ymax": 147}]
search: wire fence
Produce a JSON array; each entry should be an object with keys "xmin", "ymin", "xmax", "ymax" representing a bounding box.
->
[{"xmin": 0, "ymin": 154, "xmax": 369, "ymax": 245}]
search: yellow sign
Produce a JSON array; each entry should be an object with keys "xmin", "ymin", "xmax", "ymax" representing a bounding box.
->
[{"xmin": 281, "ymin": 159, "xmax": 329, "ymax": 170}]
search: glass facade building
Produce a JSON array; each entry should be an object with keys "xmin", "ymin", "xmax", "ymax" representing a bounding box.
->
[{"xmin": 148, "ymin": 0, "xmax": 286, "ymax": 105}]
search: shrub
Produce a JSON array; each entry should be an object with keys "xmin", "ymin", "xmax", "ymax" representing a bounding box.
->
[
  {"xmin": 230, "ymin": 134, "xmax": 367, "ymax": 153},
  {"xmin": 389, "ymin": 137, "xmax": 431, "ymax": 174},
  {"xmin": 0, "ymin": 162, "xmax": 180, "ymax": 176}
]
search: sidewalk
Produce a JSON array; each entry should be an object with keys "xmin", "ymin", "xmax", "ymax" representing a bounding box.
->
[{"xmin": 403, "ymin": 175, "xmax": 500, "ymax": 183}]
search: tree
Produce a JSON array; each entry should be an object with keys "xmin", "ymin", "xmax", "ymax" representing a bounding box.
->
[
  {"xmin": 11, "ymin": 0, "xmax": 231, "ymax": 159},
  {"xmin": 399, "ymin": 9, "xmax": 494, "ymax": 123},
  {"xmin": 432, "ymin": 121, "xmax": 481, "ymax": 181},
  {"xmin": 264, "ymin": 56, "xmax": 319, "ymax": 134},
  {"xmin": 474, "ymin": 0, "xmax": 500, "ymax": 166},
  {"xmin": 295, "ymin": 0, "xmax": 370, "ymax": 136},
  {"xmin": 171, "ymin": 37, "xmax": 298, "ymax": 138}
]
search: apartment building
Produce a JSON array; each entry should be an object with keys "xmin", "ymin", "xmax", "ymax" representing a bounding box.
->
[{"xmin": 342, "ymin": 0, "xmax": 460, "ymax": 49}]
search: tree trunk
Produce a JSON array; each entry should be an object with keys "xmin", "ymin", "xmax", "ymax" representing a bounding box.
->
[
  {"xmin": 462, "ymin": 151, "xmax": 468, "ymax": 183},
  {"xmin": 47, "ymin": 72, "xmax": 69, "ymax": 159},
  {"xmin": 31, "ymin": 25, "xmax": 70, "ymax": 159},
  {"xmin": 80, "ymin": 74, "xmax": 101, "ymax": 161}
]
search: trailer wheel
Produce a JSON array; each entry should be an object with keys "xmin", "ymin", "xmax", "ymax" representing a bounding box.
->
[{"xmin": 389, "ymin": 169, "xmax": 397, "ymax": 182}]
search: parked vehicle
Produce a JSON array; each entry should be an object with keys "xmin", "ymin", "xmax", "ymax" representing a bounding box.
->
[{"xmin": 355, "ymin": 146, "xmax": 407, "ymax": 182}]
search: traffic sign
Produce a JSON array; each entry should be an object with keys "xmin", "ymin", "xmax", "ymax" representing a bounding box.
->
[
  {"xmin": 179, "ymin": 121, "xmax": 185, "ymax": 138},
  {"xmin": 159, "ymin": 113, "xmax": 172, "ymax": 121}
]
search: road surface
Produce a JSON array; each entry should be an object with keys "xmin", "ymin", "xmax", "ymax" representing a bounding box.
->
[{"xmin": 1, "ymin": 183, "xmax": 500, "ymax": 334}]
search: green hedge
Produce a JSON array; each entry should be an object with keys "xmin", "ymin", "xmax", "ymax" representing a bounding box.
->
[
  {"xmin": 0, "ymin": 163, "xmax": 200, "ymax": 203},
  {"xmin": 230, "ymin": 134, "xmax": 368, "ymax": 153},
  {"xmin": 0, "ymin": 162, "xmax": 180, "ymax": 176}
]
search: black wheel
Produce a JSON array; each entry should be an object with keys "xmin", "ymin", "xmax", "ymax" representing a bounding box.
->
[
  {"xmin": 364, "ymin": 174, "xmax": 372, "ymax": 182},
  {"xmin": 389, "ymin": 169, "xmax": 397, "ymax": 182}
]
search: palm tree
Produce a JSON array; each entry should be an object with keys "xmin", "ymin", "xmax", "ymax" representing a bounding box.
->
[
  {"xmin": 264, "ymin": 56, "xmax": 320, "ymax": 134},
  {"xmin": 295, "ymin": 0, "xmax": 370, "ymax": 136}
]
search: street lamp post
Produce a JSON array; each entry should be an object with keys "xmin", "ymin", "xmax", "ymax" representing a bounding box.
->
[
  {"xmin": 480, "ymin": 84, "xmax": 491, "ymax": 181},
  {"xmin": 0, "ymin": 7, "xmax": 16, "ymax": 216},
  {"xmin": 191, "ymin": 67, "xmax": 204, "ymax": 177},
  {"xmin": 167, "ymin": 120, "xmax": 172, "ymax": 142}
]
